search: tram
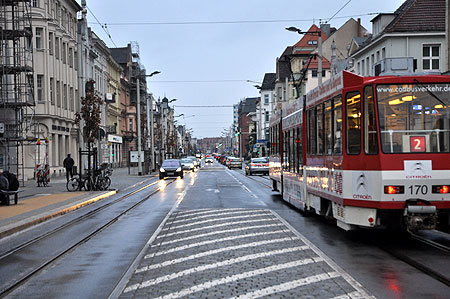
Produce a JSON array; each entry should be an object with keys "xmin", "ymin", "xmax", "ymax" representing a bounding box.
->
[{"xmin": 269, "ymin": 71, "xmax": 450, "ymax": 231}]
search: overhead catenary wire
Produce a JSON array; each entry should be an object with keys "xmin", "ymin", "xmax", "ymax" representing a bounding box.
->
[
  {"xmin": 86, "ymin": 5, "xmax": 118, "ymax": 47},
  {"xmin": 90, "ymin": 12, "xmax": 381, "ymax": 27}
]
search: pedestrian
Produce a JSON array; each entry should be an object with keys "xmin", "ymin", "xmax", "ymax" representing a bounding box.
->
[
  {"xmin": 63, "ymin": 154, "xmax": 75, "ymax": 182},
  {"xmin": 0, "ymin": 171, "xmax": 9, "ymax": 205}
]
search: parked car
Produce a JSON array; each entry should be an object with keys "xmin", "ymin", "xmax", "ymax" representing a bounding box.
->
[
  {"xmin": 245, "ymin": 157, "xmax": 269, "ymax": 176},
  {"xmin": 159, "ymin": 159, "xmax": 183, "ymax": 179},
  {"xmin": 180, "ymin": 158, "xmax": 195, "ymax": 171},
  {"xmin": 205, "ymin": 155, "xmax": 214, "ymax": 164},
  {"xmin": 227, "ymin": 157, "xmax": 242, "ymax": 169}
]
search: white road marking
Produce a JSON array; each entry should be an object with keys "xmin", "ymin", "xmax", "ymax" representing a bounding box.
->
[
  {"xmin": 331, "ymin": 291, "xmax": 369, "ymax": 299},
  {"xmin": 163, "ymin": 213, "xmax": 269, "ymax": 230},
  {"xmin": 270, "ymin": 210, "xmax": 375, "ymax": 299},
  {"xmin": 108, "ymin": 183, "xmax": 189, "ymax": 299},
  {"xmin": 137, "ymin": 236, "xmax": 304, "ymax": 273},
  {"xmin": 145, "ymin": 230, "xmax": 295, "ymax": 259},
  {"xmin": 158, "ymin": 217, "xmax": 277, "ymax": 239},
  {"xmin": 125, "ymin": 246, "xmax": 309, "ymax": 292},
  {"xmin": 170, "ymin": 209, "xmax": 267, "ymax": 224},
  {"xmin": 226, "ymin": 169, "xmax": 268, "ymax": 205},
  {"xmin": 174, "ymin": 208, "xmax": 261, "ymax": 218},
  {"xmin": 234, "ymin": 272, "xmax": 341, "ymax": 299},
  {"xmin": 153, "ymin": 257, "xmax": 324, "ymax": 299},
  {"xmin": 157, "ymin": 223, "xmax": 283, "ymax": 246}
]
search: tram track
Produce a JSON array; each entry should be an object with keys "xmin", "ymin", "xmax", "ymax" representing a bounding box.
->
[
  {"xmin": 0, "ymin": 178, "xmax": 176, "ymax": 297},
  {"xmin": 373, "ymin": 230, "xmax": 450, "ymax": 289}
]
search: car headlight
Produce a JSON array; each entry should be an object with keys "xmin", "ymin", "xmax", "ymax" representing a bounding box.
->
[
  {"xmin": 176, "ymin": 167, "xmax": 182, "ymax": 172},
  {"xmin": 160, "ymin": 168, "xmax": 165, "ymax": 172}
]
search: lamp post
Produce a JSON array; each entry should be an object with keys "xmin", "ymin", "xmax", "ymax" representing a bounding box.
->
[
  {"xmin": 286, "ymin": 26, "xmax": 323, "ymax": 86},
  {"xmin": 136, "ymin": 70, "xmax": 160, "ymax": 175}
]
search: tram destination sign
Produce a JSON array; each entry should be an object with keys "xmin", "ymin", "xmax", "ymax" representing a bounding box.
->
[{"xmin": 306, "ymin": 71, "xmax": 343, "ymax": 108}]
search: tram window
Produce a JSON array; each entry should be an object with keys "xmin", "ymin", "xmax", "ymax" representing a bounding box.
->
[
  {"xmin": 297, "ymin": 127, "xmax": 302, "ymax": 173},
  {"xmin": 283, "ymin": 131, "xmax": 288, "ymax": 171},
  {"xmin": 317, "ymin": 104, "xmax": 324, "ymax": 154},
  {"xmin": 346, "ymin": 91, "xmax": 361, "ymax": 155},
  {"xmin": 324, "ymin": 100, "xmax": 333, "ymax": 155},
  {"xmin": 308, "ymin": 108, "xmax": 316, "ymax": 154},
  {"xmin": 333, "ymin": 96, "xmax": 343, "ymax": 154},
  {"xmin": 289, "ymin": 130, "xmax": 295, "ymax": 172},
  {"xmin": 364, "ymin": 86, "xmax": 379, "ymax": 154}
]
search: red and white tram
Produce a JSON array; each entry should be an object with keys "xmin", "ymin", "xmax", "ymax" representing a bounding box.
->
[{"xmin": 269, "ymin": 71, "xmax": 450, "ymax": 231}]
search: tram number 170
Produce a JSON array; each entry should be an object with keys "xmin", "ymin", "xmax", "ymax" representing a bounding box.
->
[{"xmin": 409, "ymin": 185, "xmax": 428, "ymax": 195}]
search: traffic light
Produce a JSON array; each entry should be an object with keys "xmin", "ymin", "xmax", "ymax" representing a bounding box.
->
[{"xmin": 235, "ymin": 132, "xmax": 240, "ymax": 137}]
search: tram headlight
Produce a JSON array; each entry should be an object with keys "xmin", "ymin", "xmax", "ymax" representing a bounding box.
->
[
  {"xmin": 432, "ymin": 185, "xmax": 450, "ymax": 194},
  {"xmin": 384, "ymin": 185, "xmax": 404, "ymax": 194}
]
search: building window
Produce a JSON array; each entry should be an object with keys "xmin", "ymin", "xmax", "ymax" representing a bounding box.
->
[
  {"xmin": 56, "ymin": 80, "xmax": 61, "ymax": 107},
  {"xmin": 62, "ymin": 42, "xmax": 66, "ymax": 64},
  {"xmin": 48, "ymin": 32, "xmax": 53, "ymax": 55},
  {"xmin": 74, "ymin": 50, "xmax": 78, "ymax": 70},
  {"xmin": 265, "ymin": 111, "xmax": 269, "ymax": 122},
  {"xmin": 68, "ymin": 47, "xmax": 73, "ymax": 68},
  {"xmin": 70, "ymin": 87, "xmax": 74, "ymax": 111},
  {"xmin": 32, "ymin": 0, "xmax": 39, "ymax": 7},
  {"xmin": 37, "ymin": 75, "xmax": 44, "ymax": 102},
  {"xmin": 35, "ymin": 28, "xmax": 42, "ymax": 49},
  {"xmin": 129, "ymin": 118, "xmax": 133, "ymax": 131},
  {"xmin": 423, "ymin": 45, "xmax": 440, "ymax": 70},
  {"xmin": 381, "ymin": 47, "xmax": 386, "ymax": 59},
  {"xmin": 75, "ymin": 89, "xmax": 79, "ymax": 112},
  {"xmin": 55, "ymin": 37, "xmax": 59, "ymax": 60},
  {"xmin": 63, "ymin": 84, "xmax": 67, "ymax": 109},
  {"xmin": 264, "ymin": 94, "xmax": 269, "ymax": 105},
  {"xmin": 50, "ymin": 78, "xmax": 54, "ymax": 105}
]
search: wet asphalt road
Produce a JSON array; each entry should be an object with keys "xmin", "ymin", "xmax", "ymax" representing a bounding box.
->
[{"xmin": 3, "ymin": 161, "xmax": 450, "ymax": 298}]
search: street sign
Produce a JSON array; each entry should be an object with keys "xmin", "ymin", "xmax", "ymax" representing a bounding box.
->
[{"xmin": 129, "ymin": 150, "xmax": 144, "ymax": 163}]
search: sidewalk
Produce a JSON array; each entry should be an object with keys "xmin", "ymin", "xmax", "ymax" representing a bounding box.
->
[{"xmin": 0, "ymin": 167, "xmax": 157, "ymax": 238}]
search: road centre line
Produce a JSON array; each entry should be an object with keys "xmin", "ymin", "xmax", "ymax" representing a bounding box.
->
[
  {"xmin": 153, "ymin": 257, "xmax": 325, "ymax": 299},
  {"xmin": 145, "ymin": 230, "xmax": 295, "ymax": 259},
  {"xmin": 233, "ymin": 272, "xmax": 341, "ymax": 299},
  {"xmin": 125, "ymin": 246, "xmax": 309, "ymax": 293},
  {"xmin": 163, "ymin": 213, "xmax": 270, "ymax": 230},
  {"xmin": 157, "ymin": 223, "xmax": 283, "ymax": 246},
  {"xmin": 138, "ymin": 237, "xmax": 304, "ymax": 273},
  {"xmin": 170, "ymin": 209, "xmax": 268, "ymax": 224},
  {"xmin": 158, "ymin": 217, "xmax": 278, "ymax": 238}
]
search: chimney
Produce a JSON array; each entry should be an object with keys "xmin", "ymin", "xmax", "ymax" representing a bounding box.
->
[
  {"xmin": 357, "ymin": 18, "xmax": 361, "ymax": 37},
  {"xmin": 320, "ymin": 23, "xmax": 331, "ymax": 37}
]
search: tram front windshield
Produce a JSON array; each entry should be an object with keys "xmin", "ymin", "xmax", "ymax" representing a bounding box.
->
[{"xmin": 377, "ymin": 83, "xmax": 450, "ymax": 153}]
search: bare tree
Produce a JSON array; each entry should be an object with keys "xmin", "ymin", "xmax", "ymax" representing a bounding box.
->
[{"xmin": 76, "ymin": 80, "xmax": 103, "ymax": 150}]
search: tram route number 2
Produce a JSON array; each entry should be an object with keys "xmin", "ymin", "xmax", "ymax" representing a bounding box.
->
[
  {"xmin": 409, "ymin": 185, "xmax": 428, "ymax": 195},
  {"xmin": 410, "ymin": 136, "xmax": 426, "ymax": 152}
]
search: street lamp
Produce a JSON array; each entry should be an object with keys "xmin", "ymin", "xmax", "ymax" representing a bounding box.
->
[
  {"xmin": 286, "ymin": 26, "xmax": 323, "ymax": 86},
  {"xmin": 136, "ymin": 70, "xmax": 160, "ymax": 175},
  {"xmin": 175, "ymin": 114, "xmax": 184, "ymax": 118}
]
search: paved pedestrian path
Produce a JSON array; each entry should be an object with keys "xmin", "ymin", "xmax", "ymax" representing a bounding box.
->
[{"xmin": 0, "ymin": 167, "xmax": 157, "ymax": 238}]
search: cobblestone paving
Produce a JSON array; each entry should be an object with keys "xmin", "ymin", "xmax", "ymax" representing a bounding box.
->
[{"xmin": 120, "ymin": 208, "xmax": 371, "ymax": 298}]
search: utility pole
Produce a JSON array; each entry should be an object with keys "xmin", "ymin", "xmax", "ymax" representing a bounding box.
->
[
  {"xmin": 148, "ymin": 93, "xmax": 155, "ymax": 172},
  {"xmin": 136, "ymin": 76, "xmax": 143, "ymax": 175}
]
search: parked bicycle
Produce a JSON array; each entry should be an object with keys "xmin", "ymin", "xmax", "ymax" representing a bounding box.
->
[
  {"xmin": 36, "ymin": 164, "xmax": 50, "ymax": 187},
  {"xmin": 66, "ymin": 163, "xmax": 112, "ymax": 192}
]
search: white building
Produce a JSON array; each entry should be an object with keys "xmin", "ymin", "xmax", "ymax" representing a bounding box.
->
[
  {"xmin": 349, "ymin": 0, "xmax": 447, "ymax": 76},
  {"xmin": 26, "ymin": 0, "xmax": 81, "ymax": 179}
]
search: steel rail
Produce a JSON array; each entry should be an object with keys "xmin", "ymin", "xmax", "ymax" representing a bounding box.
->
[{"xmin": 0, "ymin": 178, "xmax": 177, "ymax": 297}]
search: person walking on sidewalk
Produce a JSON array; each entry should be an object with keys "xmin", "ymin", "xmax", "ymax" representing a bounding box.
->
[{"xmin": 63, "ymin": 154, "xmax": 75, "ymax": 182}]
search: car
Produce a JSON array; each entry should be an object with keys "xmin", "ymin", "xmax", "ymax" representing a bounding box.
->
[
  {"xmin": 245, "ymin": 157, "xmax": 269, "ymax": 176},
  {"xmin": 187, "ymin": 156, "xmax": 200, "ymax": 168},
  {"xmin": 205, "ymin": 155, "xmax": 214, "ymax": 164},
  {"xmin": 180, "ymin": 158, "xmax": 195, "ymax": 171},
  {"xmin": 195, "ymin": 153, "xmax": 201, "ymax": 159},
  {"xmin": 159, "ymin": 159, "xmax": 183, "ymax": 179},
  {"xmin": 227, "ymin": 157, "xmax": 242, "ymax": 169}
]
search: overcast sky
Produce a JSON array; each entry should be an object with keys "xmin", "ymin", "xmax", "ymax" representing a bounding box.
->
[{"xmin": 79, "ymin": 0, "xmax": 404, "ymax": 138}]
